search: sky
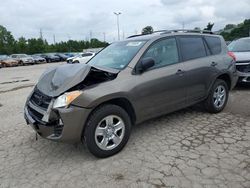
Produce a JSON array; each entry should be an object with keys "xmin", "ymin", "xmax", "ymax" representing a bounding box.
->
[{"xmin": 0, "ymin": 0, "xmax": 250, "ymax": 43}]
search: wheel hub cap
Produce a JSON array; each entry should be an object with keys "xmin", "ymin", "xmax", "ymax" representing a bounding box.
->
[
  {"xmin": 95, "ymin": 115, "xmax": 125, "ymax": 151},
  {"xmin": 213, "ymin": 85, "xmax": 226, "ymax": 108}
]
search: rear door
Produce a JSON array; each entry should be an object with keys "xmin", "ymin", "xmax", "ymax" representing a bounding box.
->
[{"xmin": 177, "ymin": 35, "xmax": 217, "ymax": 104}]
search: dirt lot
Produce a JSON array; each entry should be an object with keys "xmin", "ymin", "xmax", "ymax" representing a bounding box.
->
[{"xmin": 0, "ymin": 63, "xmax": 250, "ymax": 188}]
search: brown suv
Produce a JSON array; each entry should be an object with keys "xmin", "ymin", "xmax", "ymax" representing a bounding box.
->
[{"xmin": 24, "ymin": 30, "xmax": 238, "ymax": 157}]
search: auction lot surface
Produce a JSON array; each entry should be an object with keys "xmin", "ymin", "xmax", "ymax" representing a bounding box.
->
[{"xmin": 0, "ymin": 63, "xmax": 250, "ymax": 188}]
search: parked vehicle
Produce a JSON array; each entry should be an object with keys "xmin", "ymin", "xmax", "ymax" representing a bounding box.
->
[
  {"xmin": 31, "ymin": 55, "xmax": 46, "ymax": 64},
  {"xmin": 66, "ymin": 53, "xmax": 81, "ymax": 63},
  {"xmin": 10, "ymin": 54, "xmax": 34, "ymax": 65},
  {"xmin": 40, "ymin": 54, "xmax": 60, "ymax": 63},
  {"xmin": 228, "ymin": 37, "xmax": 250, "ymax": 83},
  {"xmin": 55, "ymin": 53, "xmax": 68, "ymax": 61},
  {"xmin": 24, "ymin": 30, "xmax": 238, "ymax": 158},
  {"xmin": 72, "ymin": 52, "xmax": 95, "ymax": 64},
  {"xmin": 0, "ymin": 55, "xmax": 19, "ymax": 67}
]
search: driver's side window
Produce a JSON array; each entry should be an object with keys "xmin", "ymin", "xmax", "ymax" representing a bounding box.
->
[{"xmin": 143, "ymin": 38, "xmax": 179, "ymax": 68}]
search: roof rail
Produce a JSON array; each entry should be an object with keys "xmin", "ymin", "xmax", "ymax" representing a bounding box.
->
[
  {"xmin": 160, "ymin": 29, "xmax": 214, "ymax": 35},
  {"xmin": 127, "ymin": 34, "xmax": 144, "ymax": 38},
  {"xmin": 127, "ymin": 29, "xmax": 214, "ymax": 39}
]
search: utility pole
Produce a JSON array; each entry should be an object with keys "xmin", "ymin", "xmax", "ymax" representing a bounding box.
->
[
  {"xmin": 114, "ymin": 12, "xmax": 121, "ymax": 41},
  {"xmin": 89, "ymin": 30, "xmax": 92, "ymax": 42},
  {"xmin": 53, "ymin": 34, "xmax": 56, "ymax": 44},
  {"xmin": 39, "ymin": 28, "xmax": 43, "ymax": 40},
  {"xmin": 182, "ymin": 22, "xmax": 185, "ymax": 30},
  {"xmin": 67, "ymin": 34, "xmax": 71, "ymax": 52},
  {"xmin": 103, "ymin": 32, "xmax": 106, "ymax": 42}
]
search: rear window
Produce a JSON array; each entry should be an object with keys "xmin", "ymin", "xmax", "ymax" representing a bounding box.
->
[
  {"xmin": 204, "ymin": 36, "xmax": 221, "ymax": 55},
  {"xmin": 179, "ymin": 37, "xmax": 206, "ymax": 61}
]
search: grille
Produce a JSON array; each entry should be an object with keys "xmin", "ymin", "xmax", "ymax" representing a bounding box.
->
[
  {"xmin": 27, "ymin": 106, "xmax": 44, "ymax": 123},
  {"xmin": 30, "ymin": 89, "xmax": 52, "ymax": 110},
  {"xmin": 236, "ymin": 64, "xmax": 250, "ymax": 73}
]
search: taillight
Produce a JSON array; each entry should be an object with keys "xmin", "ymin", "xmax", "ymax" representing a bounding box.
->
[{"xmin": 228, "ymin": 51, "xmax": 236, "ymax": 61}]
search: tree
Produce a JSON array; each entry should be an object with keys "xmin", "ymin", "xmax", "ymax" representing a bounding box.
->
[
  {"xmin": 221, "ymin": 19, "xmax": 250, "ymax": 41},
  {"xmin": 0, "ymin": 24, "xmax": 109, "ymax": 54},
  {"xmin": 204, "ymin": 22, "xmax": 214, "ymax": 31},
  {"xmin": 224, "ymin": 24, "xmax": 236, "ymax": 30},
  {"xmin": 141, "ymin": 26, "xmax": 154, "ymax": 35},
  {"xmin": 16, "ymin": 37, "xmax": 27, "ymax": 53},
  {"xmin": 0, "ymin": 25, "xmax": 15, "ymax": 54}
]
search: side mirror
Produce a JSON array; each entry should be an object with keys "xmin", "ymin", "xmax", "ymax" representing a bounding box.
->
[{"xmin": 136, "ymin": 57, "xmax": 155, "ymax": 74}]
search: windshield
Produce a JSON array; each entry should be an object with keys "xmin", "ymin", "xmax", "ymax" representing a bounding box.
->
[
  {"xmin": 228, "ymin": 38, "xmax": 250, "ymax": 52},
  {"xmin": 88, "ymin": 40, "xmax": 146, "ymax": 70},
  {"xmin": 0, "ymin": 55, "xmax": 9, "ymax": 60},
  {"xmin": 18, "ymin": 54, "xmax": 28, "ymax": 58}
]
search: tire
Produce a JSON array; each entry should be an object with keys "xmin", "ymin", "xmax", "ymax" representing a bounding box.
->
[
  {"xmin": 73, "ymin": 60, "xmax": 80, "ymax": 64},
  {"xmin": 19, "ymin": 61, "xmax": 24, "ymax": 66},
  {"xmin": 83, "ymin": 104, "xmax": 132, "ymax": 158},
  {"xmin": 204, "ymin": 79, "xmax": 229, "ymax": 113}
]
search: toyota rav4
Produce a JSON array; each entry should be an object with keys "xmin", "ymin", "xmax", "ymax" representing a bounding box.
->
[{"xmin": 24, "ymin": 30, "xmax": 238, "ymax": 158}]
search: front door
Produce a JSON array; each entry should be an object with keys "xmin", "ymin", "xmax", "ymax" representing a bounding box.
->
[{"xmin": 132, "ymin": 37, "xmax": 187, "ymax": 121}]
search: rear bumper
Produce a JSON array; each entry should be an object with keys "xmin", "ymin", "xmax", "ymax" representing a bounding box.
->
[{"xmin": 24, "ymin": 105, "xmax": 92, "ymax": 143}]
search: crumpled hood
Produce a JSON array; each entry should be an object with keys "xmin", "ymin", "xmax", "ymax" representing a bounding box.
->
[{"xmin": 36, "ymin": 63, "xmax": 91, "ymax": 97}]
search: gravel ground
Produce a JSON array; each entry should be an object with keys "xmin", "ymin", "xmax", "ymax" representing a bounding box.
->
[{"xmin": 0, "ymin": 63, "xmax": 250, "ymax": 188}]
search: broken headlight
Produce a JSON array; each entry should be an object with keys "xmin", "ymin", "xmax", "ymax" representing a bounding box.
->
[{"xmin": 53, "ymin": 91, "xmax": 82, "ymax": 108}]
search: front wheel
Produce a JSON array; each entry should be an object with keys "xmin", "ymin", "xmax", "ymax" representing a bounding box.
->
[
  {"xmin": 204, "ymin": 79, "xmax": 229, "ymax": 113},
  {"xmin": 83, "ymin": 104, "xmax": 131, "ymax": 158}
]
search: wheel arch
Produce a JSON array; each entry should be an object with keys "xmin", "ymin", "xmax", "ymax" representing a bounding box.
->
[
  {"xmin": 81, "ymin": 97, "xmax": 136, "ymax": 139},
  {"xmin": 217, "ymin": 73, "xmax": 231, "ymax": 90}
]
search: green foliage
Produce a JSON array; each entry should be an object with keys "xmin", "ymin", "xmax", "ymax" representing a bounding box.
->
[
  {"xmin": 224, "ymin": 24, "xmax": 236, "ymax": 30},
  {"xmin": 204, "ymin": 22, "xmax": 214, "ymax": 31},
  {"xmin": 0, "ymin": 25, "xmax": 109, "ymax": 55},
  {"xmin": 0, "ymin": 25, "xmax": 15, "ymax": 54},
  {"xmin": 141, "ymin": 26, "xmax": 154, "ymax": 35},
  {"xmin": 221, "ymin": 19, "xmax": 250, "ymax": 41}
]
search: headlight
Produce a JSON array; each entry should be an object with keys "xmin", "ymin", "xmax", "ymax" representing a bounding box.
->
[{"xmin": 53, "ymin": 91, "xmax": 82, "ymax": 108}]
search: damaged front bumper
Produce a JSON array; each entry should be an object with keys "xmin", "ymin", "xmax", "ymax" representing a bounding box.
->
[
  {"xmin": 24, "ymin": 90, "xmax": 92, "ymax": 143},
  {"xmin": 236, "ymin": 62, "xmax": 250, "ymax": 83}
]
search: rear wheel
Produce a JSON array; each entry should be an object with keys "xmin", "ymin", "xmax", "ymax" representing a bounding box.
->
[
  {"xmin": 204, "ymin": 79, "xmax": 229, "ymax": 113},
  {"xmin": 83, "ymin": 104, "xmax": 131, "ymax": 158}
]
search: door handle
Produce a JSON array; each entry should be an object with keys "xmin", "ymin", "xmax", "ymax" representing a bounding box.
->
[
  {"xmin": 211, "ymin": 62, "xmax": 218, "ymax": 67},
  {"xmin": 176, "ymin": 69, "xmax": 185, "ymax": 76}
]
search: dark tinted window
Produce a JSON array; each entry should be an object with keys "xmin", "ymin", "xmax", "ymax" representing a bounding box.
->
[
  {"xmin": 82, "ymin": 53, "xmax": 93, "ymax": 57},
  {"xmin": 205, "ymin": 36, "xmax": 221, "ymax": 55},
  {"xmin": 179, "ymin": 37, "xmax": 206, "ymax": 61},
  {"xmin": 143, "ymin": 38, "xmax": 179, "ymax": 68}
]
